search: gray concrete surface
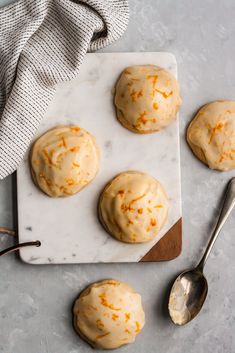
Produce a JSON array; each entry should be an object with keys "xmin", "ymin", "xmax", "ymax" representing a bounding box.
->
[{"xmin": 0, "ymin": 0, "xmax": 235, "ymax": 352}]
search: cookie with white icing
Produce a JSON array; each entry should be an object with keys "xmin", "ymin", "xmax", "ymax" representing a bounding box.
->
[
  {"xmin": 114, "ymin": 65, "xmax": 181, "ymax": 133},
  {"xmin": 73, "ymin": 279, "xmax": 145, "ymax": 349},
  {"xmin": 187, "ymin": 101, "xmax": 235, "ymax": 171},
  {"xmin": 98, "ymin": 171, "xmax": 169, "ymax": 243},
  {"xmin": 30, "ymin": 125, "xmax": 99, "ymax": 197}
]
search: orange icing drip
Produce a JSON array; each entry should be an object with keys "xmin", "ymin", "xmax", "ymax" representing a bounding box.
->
[{"xmin": 125, "ymin": 313, "xmax": 131, "ymax": 322}]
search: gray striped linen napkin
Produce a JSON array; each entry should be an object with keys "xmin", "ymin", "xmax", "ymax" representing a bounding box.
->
[{"xmin": 0, "ymin": 0, "xmax": 129, "ymax": 179}]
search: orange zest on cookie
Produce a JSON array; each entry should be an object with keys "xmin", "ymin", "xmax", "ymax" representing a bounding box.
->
[
  {"xmin": 70, "ymin": 146, "xmax": 79, "ymax": 152},
  {"xmin": 112, "ymin": 313, "xmax": 119, "ymax": 321},
  {"xmin": 99, "ymin": 293, "xmax": 121, "ymax": 311},
  {"xmin": 156, "ymin": 89, "xmax": 173, "ymax": 98},
  {"xmin": 135, "ymin": 321, "xmax": 140, "ymax": 333},
  {"xmin": 137, "ymin": 111, "xmax": 148, "ymax": 125},
  {"xmin": 43, "ymin": 149, "xmax": 54, "ymax": 166},
  {"xmin": 130, "ymin": 89, "xmax": 143, "ymax": 102},
  {"xmin": 70, "ymin": 127, "xmax": 80, "ymax": 132},
  {"xmin": 150, "ymin": 218, "xmax": 157, "ymax": 226},
  {"xmin": 65, "ymin": 178, "xmax": 75, "ymax": 186},
  {"xmin": 121, "ymin": 194, "xmax": 146, "ymax": 213},
  {"xmin": 96, "ymin": 319, "xmax": 105, "ymax": 329},
  {"xmin": 72, "ymin": 162, "xmax": 80, "ymax": 168},
  {"xmin": 61, "ymin": 136, "xmax": 67, "ymax": 148},
  {"xmin": 153, "ymin": 102, "xmax": 158, "ymax": 110},
  {"xmin": 208, "ymin": 122, "xmax": 225, "ymax": 144},
  {"xmin": 147, "ymin": 74, "xmax": 158, "ymax": 88},
  {"xmin": 95, "ymin": 332, "xmax": 110, "ymax": 340}
]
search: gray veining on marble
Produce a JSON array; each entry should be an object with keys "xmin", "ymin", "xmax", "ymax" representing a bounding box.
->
[{"xmin": 0, "ymin": 0, "xmax": 235, "ymax": 352}]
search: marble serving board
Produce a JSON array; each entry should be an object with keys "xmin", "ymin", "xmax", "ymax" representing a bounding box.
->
[{"xmin": 17, "ymin": 52, "xmax": 182, "ymax": 264}]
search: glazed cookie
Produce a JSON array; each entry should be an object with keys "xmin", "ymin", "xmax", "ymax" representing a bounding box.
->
[
  {"xmin": 187, "ymin": 101, "xmax": 235, "ymax": 171},
  {"xmin": 114, "ymin": 65, "xmax": 181, "ymax": 133},
  {"xmin": 30, "ymin": 125, "xmax": 99, "ymax": 197},
  {"xmin": 73, "ymin": 279, "xmax": 145, "ymax": 349},
  {"xmin": 98, "ymin": 171, "xmax": 169, "ymax": 243}
]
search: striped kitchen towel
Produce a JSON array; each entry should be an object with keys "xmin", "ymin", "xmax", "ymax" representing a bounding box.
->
[{"xmin": 0, "ymin": 0, "xmax": 129, "ymax": 179}]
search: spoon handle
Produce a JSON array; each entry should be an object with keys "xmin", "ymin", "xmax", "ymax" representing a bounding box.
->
[{"xmin": 197, "ymin": 177, "xmax": 235, "ymax": 271}]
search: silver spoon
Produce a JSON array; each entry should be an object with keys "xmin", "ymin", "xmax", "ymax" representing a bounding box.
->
[{"xmin": 168, "ymin": 177, "xmax": 235, "ymax": 325}]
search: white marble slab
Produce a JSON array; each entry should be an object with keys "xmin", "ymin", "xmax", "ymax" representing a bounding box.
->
[{"xmin": 17, "ymin": 52, "xmax": 182, "ymax": 264}]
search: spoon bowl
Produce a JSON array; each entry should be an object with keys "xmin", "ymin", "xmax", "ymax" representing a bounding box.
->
[
  {"xmin": 168, "ymin": 268, "xmax": 208, "ymax": 325},
  {"xmin": 168, "ymin": 177, "xmax": 235, "ymax": 325}
]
